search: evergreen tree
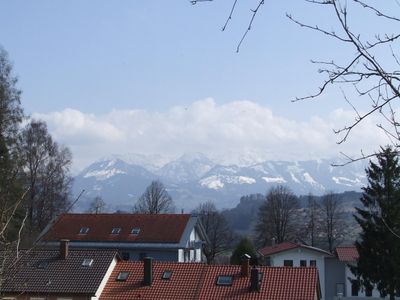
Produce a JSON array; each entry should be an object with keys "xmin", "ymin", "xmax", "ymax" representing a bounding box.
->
[
  {"xmin": 230, "ymin": 237, "xmax": 258, "ymax": 265},
  {"xmin": 352, "ymin": 146, "xmax": 400, "ymax": 300}
]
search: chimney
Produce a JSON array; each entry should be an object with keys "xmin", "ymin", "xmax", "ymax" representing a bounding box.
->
[
  {"xmin": 249, "ymin": 266, "xmax": 260, "ymax": 292},
  {"xmin": 143, "ymin": 257, "xmax": 153, "ymax": 286},
  {"xmin": 241, "ymin": 254, "xmax": 250, "ymax": 277},
  {"xmin": 271, "ymin": 237, "xmax": 276, "ymax": 247},
  {"xmin": 60, "ymin": 239, "xmax": 69, "ymax": 259}
]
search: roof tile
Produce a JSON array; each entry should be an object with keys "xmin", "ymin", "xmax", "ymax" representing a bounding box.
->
[
  {"xmin": 43, "ymin": 213, "xmax": 191, "ymax": 244},
  {"xmin": 335, "ymin": 246, "xmax": 359, "ymax": 262}
]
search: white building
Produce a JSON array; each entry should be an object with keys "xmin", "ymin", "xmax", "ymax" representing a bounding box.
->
[{"xmin": 258, "ymin": 241, "xmax": 332, "ymax": 300}]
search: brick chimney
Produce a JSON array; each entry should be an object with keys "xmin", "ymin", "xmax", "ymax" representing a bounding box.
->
[
  {"xmin": 60, "ymin": 239, "xmax": 69, "ymax": 259},
  {"xmin": 249, "ymin": 266, "xmax": 260, "ymax": 292},
  {"xmin": 143, "ymin": 257, "xmax": 153, "ymax": 286},
  {"xmin": 241, "ymin": 254, "xmax": 250, "ymax": 277}
]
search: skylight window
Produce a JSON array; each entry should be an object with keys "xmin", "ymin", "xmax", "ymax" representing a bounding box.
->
[
  {"xmin": 82, "ymin": 258, "xmax": 93, "ymax": 267},
  {"xmin": 216, "ymin": 275, "xmax": 233, "ymax": 286},
  {"xmin": 131, "ymin": 228, "xmax": 140, "ymax": 235},
  {"xmin": 116, "ymin": 271, "xmax": 129, "ymax": 281},
  {"xmin": 111, "ymin": 227, "xmax": 121, "ymax": 234},
  {"xmin": 37, "ymin": 260, "xmax": 49, "ymax": 269},
  {"xmin": 162, "ymin": 270, "xmax": 173, "ymax": 280},
  {"xmin": 79, "ymin": 227, "xmax": 89, "ymax": 234}
]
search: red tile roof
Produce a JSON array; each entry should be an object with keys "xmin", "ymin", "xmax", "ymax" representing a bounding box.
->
[
  {"xmin": 335, "ymin": 246, "xmax": 359, "ymax": 262},
  {"xmin": 100, "ymin": 261, "xmax": 207, "ymax": 300},
  {"xmin": 198, "ymin": 265, "xmax": 319, "ymax": 300},
  {"xmin": 258, "ymin": 241, "xmax": 332, "ymax": 257},
  {"xmin": 42, "ymin": 213, "xmax": 191, "ymax": 243},
  {"xmin": 258, "ymin": 242, "xmax": 298, "ymax": 256},
  {"xmin": 101, "ymin": 261, "xmax": 320, "ymax": 300}
]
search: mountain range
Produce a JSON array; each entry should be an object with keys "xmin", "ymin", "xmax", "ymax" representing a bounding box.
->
[{"xmin": 72, "ymin": 152, "xmax": 367, "ymax": 212}]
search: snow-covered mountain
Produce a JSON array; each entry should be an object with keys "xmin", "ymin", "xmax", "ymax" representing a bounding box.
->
[{"xmin": 72, "ymin": 153, "xmax": 367, "ymax": 212}]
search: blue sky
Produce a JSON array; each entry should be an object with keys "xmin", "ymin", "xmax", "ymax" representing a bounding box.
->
[{"xmin": 0, "ymin": 1, "xmax": 396, "ymax": 171}]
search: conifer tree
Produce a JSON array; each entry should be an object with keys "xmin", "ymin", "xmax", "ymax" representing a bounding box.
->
[
  {"xmin": 230, "ymin": 237, "xmax": 258, "ymax": 265},
  {"xmin": 352, "ymin": 146, "xmax": 400, "ymax": 300}
]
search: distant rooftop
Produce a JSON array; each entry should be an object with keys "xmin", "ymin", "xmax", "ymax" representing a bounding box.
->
[{"xmin": 42, "ymin": 213, "xmax": 192, "ymax": 244}]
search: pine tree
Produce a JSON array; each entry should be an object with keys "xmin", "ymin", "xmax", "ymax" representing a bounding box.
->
[
  {"xmin": 230, "ymin": 237, "xmax": 258, "ymax": 265},
  {"xmin": 352, "ymin": 146, "xmax": 400, "ymax": 299}
]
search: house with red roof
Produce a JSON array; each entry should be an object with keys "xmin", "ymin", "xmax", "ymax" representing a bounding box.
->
[
  {"xmin": 333, "ymin": 246, "xmax": 381, "ymax": 299},
  {"xmin": 0, "ymin": 240, "xmax": 119, "ymax": 300},
  {"xmin": 39, "ymin": 213, "xmax": 208, "ymax": 263},
  {"xmin": 258, "ymin": 241, "xmax": 332, "ymax": 300},
  {"xmin": 100, "ymin": 256, "xmax": 321, "ymax": 300}
]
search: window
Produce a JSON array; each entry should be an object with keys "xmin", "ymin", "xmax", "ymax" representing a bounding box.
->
[
  {"xmin": 351, "ymin": 281, "xmax": 360, "ymax": 296},
  {"xmin": 283, "ymin": 260, "xmax": 293, "ymax": 267},
  {"xmin": 300, "ymin": 260, "xmax": 307, "ymax": 267},
  {"xmin": 216, "ymin": 275, "xmax": 233, "ymax": 286},
  {"xmin": 162, "ymin": 270, "xmax": 173, "ymax": 280},
  {"xmin": 36, "ymin": 260, "xmax": 49, "ymax": 269},
  {"xmin": 336, "ymin": 283, "xmax": 344, "ymax": 296},
  {"xmin": 116, "ymin": 271, "xmax": 129, "ymax": 281},
  {"xmin": 79, "ymin": 227, "xmax": 89, "ymax": 234},
  {"xmin": 82, "ymin": 258, "xmax": 94, "ymax": 267},
  {"xmin": 309, "ymin": 260, "xmax": 317, "ymax": 267},
  {"xmin": 121, "ymin": 251, "xmax": 130, "ymax": 261},
  {"xmin": 111, "ymin": 227, "xmax": 121, "ymax": 234},
  {"xmin": 265, "ymin": 257, "xmax": 271, "ymax": 266},
  {"xmin": 258, "ymin": 272, "xmax": 264, "ymax": 282},
  {"xmin": 131, "ymin": 228, "xmax": 140, "ymax": 235}
]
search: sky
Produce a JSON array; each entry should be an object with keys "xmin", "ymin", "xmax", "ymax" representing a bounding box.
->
[{"xmin": 0, "ymin": 1, "xmax": 397, "ymax": 172}]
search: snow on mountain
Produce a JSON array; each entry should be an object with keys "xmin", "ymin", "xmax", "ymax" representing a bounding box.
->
[
  {"xmin": 157, "ymin": 152, "xmax": 216, "ymax": 183},
  {"xmin": 72, "ymin": 153, "xmax": 368, "ymax": 211}
]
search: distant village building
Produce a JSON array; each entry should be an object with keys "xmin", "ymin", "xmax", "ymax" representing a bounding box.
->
[
  {"xmin": 258, "ymin": 241, "xmax": 385, "ymax": 300},
  {"xmin": 258, "ymin": 241, "xmax": 332, "ymax": 300},
  {"xmin": 39, "ymin": 213, "xmax": 207, "ymax": 263}
]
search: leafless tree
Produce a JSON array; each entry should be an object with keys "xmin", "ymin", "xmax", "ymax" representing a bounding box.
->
[
  {"xmin": 287, "ymin": 0, "xmax": 400, "ymax": 164},
  {"xmin": 190, "ymin": 0, "xmax": 265, "ymax": 52},
  {"xmin": 305, "ymin": 193, "xmax": 323, "ymax": 247},
  {"xmin": 321, "ymin": 191, "xmax": 345, "ymax": 252},
  {"xmin": 193, "ymin": 201, "xmax": 234, "ymax": 264},
  {"xmin": 20, "ymin": 120, "xmax": 72, "ymax": 236},
  {"xmin": 134, "ymin": 180, "xmax": 174, "ymax": 214},
  {"xmin": 87, "ymin": 196, "xmax": 106, "ymax": 214},
  {"xmin": 255, "ymin": 185, "xmax": 300, "ymax": 246}
]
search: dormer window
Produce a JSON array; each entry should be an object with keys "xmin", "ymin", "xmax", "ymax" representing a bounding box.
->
[
  {"xmin": 82, "ymin": 258, "xmax": 93, "ymax": 267},
  {"xmin": 131, "ymin": 228, "xmax": 140, "ymax": 235},
  {"xmin": 216, "ymin": 275, "xmax": 233, "ymax": 286},
  {"xmin": 111, "ymin": 227, "xmax": 121, "ymax": 234},
  {"xmin": 79, "ymin": 227, "xmax": 89, "ymax": 234},
  {"xmin": 116, "ymin": 271, "xmax": 129, "ymax": 281}
]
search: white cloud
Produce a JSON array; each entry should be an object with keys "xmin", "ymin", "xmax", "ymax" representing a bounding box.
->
[{"xmin": 33, "ymin": 98, "xmax": 389, "ymax": 172}]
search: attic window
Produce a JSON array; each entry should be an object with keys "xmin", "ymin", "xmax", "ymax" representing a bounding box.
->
[
  {"xmin": 79, "ymin": 227, "xmax": 89, "ymax": 234},
  {"xmin": 131, "ymin": 228, "xmax": 140, "ymax": 235},
  {"xmin": 116, "ymin": 271, "xmax": 129, "ymax": 281},
  {"xmin": 37, "ymin": 260, "xmax": 49, "ymax": 269},
  {"xmin": 111, "ymin": 227, "xmax": 121, "ymax": 234},
  {"xmin": 258, "ymin": 272, "xmax": 264, "ymax": 282},
  {"xmin": 216, "ymin": 275, "xmax": 233, "ymax": 286},
  {"xmin": 162, "ymin": 270, "xmax": 173, "ymax": 280},
  {"xmin": 82, "ymin": 258, "xmax": 93, "ymax": 267}
]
